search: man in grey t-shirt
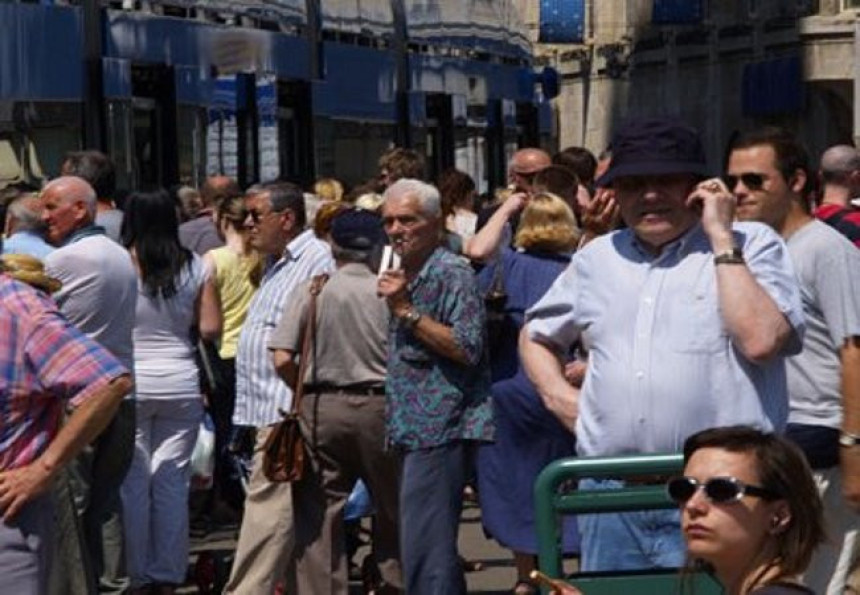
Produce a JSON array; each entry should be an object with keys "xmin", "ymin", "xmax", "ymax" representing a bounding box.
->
[{"xmin": 729, "ymin": 127, "xmax": 860, "ymax": 594}]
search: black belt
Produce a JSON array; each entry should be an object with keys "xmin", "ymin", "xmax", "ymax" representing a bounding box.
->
[{"xmin": 304, "ymin": 383, "xmax": 386, "ymax": 397}]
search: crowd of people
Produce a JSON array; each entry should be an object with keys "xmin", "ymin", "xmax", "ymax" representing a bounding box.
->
[{"xmin": 0, "ymin": 117, "xmax": 858, "ymax": 595}]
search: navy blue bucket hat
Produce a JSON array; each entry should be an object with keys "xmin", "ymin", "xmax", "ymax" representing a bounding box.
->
[{"xmin": 596, "ymin": 118, "xmax": 709, "ymax": 186}]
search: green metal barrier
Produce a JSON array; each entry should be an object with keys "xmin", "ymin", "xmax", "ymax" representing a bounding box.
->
[{"xmin": 533, "ymin": 453, "xmax": 723, "ymax": 594}]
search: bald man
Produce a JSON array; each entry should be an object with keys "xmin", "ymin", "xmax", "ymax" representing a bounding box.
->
[
  {"xmin": 507, "ymin": 148, "xmax": 552, "ymax": 194},
  {"xmin": 815, "ymin": 144, "xmax": 860, "ymax": 248},
  {"xmin": 466, "ymin": 148, "xmax": 552, "ymax": 261},
  {"xmin": 179, "ymin": 175, "xmax": 240, "ymax": 254},
  {"xmin": 61, "ymin": 150, "xmax": 123, "ymax": 243},
  {"xmin": 41, "ymin": 176, "xmax": 138, "ymax": 595}
]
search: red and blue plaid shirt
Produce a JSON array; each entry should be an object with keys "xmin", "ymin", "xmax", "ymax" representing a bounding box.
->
[{"xmin": 0, "ymin": 274, "xmax": 128, "ymax": 471}]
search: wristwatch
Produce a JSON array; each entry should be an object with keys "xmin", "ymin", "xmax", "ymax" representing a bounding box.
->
[
  {"xmin": 399, "ymin": 308, "xmax": 422, "ymax": 330},
  {"xmin": 714, "ymin": 247, "xmax": 745, "ymax": 265},
  {"xmin": 839, "ymin": 431, "xmax": 860, "ymax": 448}
]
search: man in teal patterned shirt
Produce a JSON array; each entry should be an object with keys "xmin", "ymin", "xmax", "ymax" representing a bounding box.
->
[{"xmin": 378, "ymin": 178, "xmax": 493, "ymax": 595}]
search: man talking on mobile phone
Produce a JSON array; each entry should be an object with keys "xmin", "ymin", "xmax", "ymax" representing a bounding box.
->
[{"xmin": 520, "ymin": 118, "xmax": 806, "ymax": 572}]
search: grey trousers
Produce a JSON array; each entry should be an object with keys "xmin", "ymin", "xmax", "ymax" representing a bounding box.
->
[
  {"xmin": 49, "ymin": 400, "xmax": 136, "ymax": 595},
  {"xmin": 400, "ymin": 441, "xmax": 471, "ymax": 595},
  {"xmin": 0, "ymin": 493, "xmax": 53, "ymax": 595}
]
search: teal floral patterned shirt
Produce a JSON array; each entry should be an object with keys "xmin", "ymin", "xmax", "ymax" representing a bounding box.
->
[{"xmin": 385, "ymin": 247, "xmax": 494, "ymax": 450}]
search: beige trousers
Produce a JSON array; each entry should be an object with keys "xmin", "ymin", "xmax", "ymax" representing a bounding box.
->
[{"xmin": 223, "ymin": 425, "xmax": 296, "ymax": 595}]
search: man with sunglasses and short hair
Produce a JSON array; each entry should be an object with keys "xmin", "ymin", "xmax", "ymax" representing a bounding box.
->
[
  {"xmin": 521, "ymin": 118, "xmax": 805, "ymax": 573},
  {"xmin": 225, "ymin": 181, "xmax": 334, "ymax": 594},
  {"xmin": 728, "ymin": 127, "xmax": 860, "ymax": 594}
]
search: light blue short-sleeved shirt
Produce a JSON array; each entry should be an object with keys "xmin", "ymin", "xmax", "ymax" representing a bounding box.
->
[{"xmin": 526, "ymin": 222, "xmax": 805, "ymax": 457}]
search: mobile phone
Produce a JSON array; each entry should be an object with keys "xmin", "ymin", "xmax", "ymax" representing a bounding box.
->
[{"xmin": 378, "ymin": 245, "xmax": 401, "ymax": 277}]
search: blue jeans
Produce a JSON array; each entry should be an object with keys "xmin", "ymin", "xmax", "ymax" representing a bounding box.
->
[
  {"xmin": 578, "ymin": 479, "xmax": 685, "ymax": 572},
  {"xmin": 399, "ymin": 441, "xmax": 471, "ymax": 595}
]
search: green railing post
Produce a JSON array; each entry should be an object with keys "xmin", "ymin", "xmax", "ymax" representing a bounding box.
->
[{"xmin": 534, "ymin": 453, "xmax": 686, "ymax": 592}]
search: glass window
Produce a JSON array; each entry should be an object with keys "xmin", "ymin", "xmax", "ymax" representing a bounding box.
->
[{"xmin": 177, "ymin": 105, "xmax": 207, "ymax": 187}]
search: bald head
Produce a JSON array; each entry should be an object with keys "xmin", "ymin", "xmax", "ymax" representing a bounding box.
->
[
  {"xmin": 508, "ymin": 148, "xmax": 552, "ymax": 193},
  {"xmin": 40, "ymin": 176, "xmax": 97, "ymax": 244},
  {"xmin": 820, "ymin": 144, "xmax": 860, "ymax": 206},
  {"xmin": 200, "ymin": 175, "xmax": 241, "ymax": 209},
  {"xmin": 820, "ymin": 145, "xmax": 860, "ymax": 174},
  {"xmin": 42, "ymin": 177, "xmax": 97, "ymax": 214}
]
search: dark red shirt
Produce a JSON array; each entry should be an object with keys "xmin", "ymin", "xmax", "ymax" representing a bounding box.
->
[{"xmin": 814, "ymin": 204, "xmax": 860, "ymax": 248}]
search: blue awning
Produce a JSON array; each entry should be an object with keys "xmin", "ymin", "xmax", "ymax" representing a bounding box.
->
[
  {"xmin": 742, "ymin": 55, "xmax": 804, "ymax": 117},
  {"xmin": 539, "ymin": 0, "xmax": 584, "ymax": 44},
  {"xmin": 652, "ymin": 0, "xmax": 703, "ymax": 25}
]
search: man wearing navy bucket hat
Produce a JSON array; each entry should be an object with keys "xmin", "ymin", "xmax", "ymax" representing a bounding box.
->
[
  {"xmin": 521, "ymin": 118, "xmax": 806, "ymax": 572},
  {"xmin": 269, "ymin": 208, "xmax": 402, "ymax": 594}
]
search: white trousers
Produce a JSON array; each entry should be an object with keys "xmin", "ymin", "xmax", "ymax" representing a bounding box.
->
[
  {"xmin": 121, "ymin": 398, "xmax": 202, "ymax": 587},
  {"xmin": 805, "ymin": 466, "xmax": 860, "ymax": 595}
]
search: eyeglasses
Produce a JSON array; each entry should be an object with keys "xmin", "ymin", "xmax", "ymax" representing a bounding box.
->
[
  {"xmin": 666, "ymin": 476, "xmax": 779, "ymax": 505},
  {"xmin": 512, "ymin": 170, "xmax": 539, "ymax": 181},
  {"xmin": 723, "ymin": 172, "xmax": 767, "ymax": 191},
  {"xmin": 245, "ymin": 208, "xmax": 282, "ymax": 225}
]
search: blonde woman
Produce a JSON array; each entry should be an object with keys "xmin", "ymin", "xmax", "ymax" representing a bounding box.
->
[{"xmin": 476, "ymin": 192, "xmax": 582, "ymax": 595}]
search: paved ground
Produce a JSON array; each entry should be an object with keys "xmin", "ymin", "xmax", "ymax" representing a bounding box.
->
[{"xmin": 182, "ymin": 501, "xmax": 579, "ymax": 593}]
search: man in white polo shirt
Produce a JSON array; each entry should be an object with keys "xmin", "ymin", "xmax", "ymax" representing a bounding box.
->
[{"xmin": 42, "ymin": 176, "xmax": 138, "ymax": 595}]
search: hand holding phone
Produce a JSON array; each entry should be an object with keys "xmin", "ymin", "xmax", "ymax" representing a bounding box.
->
[{"xmin": 688, "ymin": 178, "xmax": 735, "ymax": 247}]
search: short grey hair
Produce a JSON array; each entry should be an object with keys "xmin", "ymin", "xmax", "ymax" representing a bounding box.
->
[
  {"xmin": 7, "ymin": 193, "xmax": 45, "ymax": 232},
  {"xmin": 383, "ymin": 178, "xmax": 441, "ymax": 218}
]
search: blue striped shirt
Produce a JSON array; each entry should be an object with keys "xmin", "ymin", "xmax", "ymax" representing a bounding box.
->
[
  {"xmin": 526, "ymin": 222, "xmax": 805, "ymax": 457},
  {"xmin": 233, "ymin": 230, "xmax": 334, "ymax": 427}
]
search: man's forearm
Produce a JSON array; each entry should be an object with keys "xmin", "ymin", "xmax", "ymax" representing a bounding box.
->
[
  {"xmin": 715, "ymin": 263, "xmax": 791, "ymax": 362},
  {"xmin": 39, "ymin": 375, "xmax": 132, "ymax": 474},
  {"xmin": 464, "ymin": 198, "xmax": 521, "ymax": 262},
  {"xmin": 409, "ymin": 315, "xmax": 472, "ymax": 366},
  {"xmin": 842, "ymin": 338, "xmax": 860, "ymax": 433},
  {"xmin": 519, "ymin": 326, "xmax": 578, "ymax": 431},
  {"xmin": 839, "ymin": 337, "xmax": 860, "ymax": 511},
  {"xmin": 272, "ymin": 349, "xmax": 299, "ymax": 389}
]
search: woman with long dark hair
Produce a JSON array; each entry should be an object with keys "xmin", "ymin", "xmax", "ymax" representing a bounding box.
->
[
  {"xmin": 671, "ymin": 426, "xmax": 825, "ymax": 594},
  {"xmin": 120, "ymin": 189, "xmax": 221, "ymax": 595}
]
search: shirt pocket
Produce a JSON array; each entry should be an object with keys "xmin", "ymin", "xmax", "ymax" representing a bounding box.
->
[{"xmin": 673, "ymin": 291, "xmax": 728, "ymax": 353}]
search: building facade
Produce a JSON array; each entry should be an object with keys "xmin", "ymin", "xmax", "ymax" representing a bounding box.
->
[{"xmin": 517, "ymin": 0, "xmax": 860, "ymax": 169}]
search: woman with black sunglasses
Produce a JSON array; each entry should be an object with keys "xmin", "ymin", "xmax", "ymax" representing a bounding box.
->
[{"xmin": 668, "ymin": 426, "xmax": 825, "ymax": 594}]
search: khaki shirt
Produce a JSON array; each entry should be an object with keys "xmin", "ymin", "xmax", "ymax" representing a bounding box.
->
[{"xmin": 269, "ymin": 262, "xmax": 388, "ymax": 387}]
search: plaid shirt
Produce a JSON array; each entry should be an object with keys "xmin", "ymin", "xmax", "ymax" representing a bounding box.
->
[{"xmin": 0, "ymin": 274, "xmax": 128, "ymax": 471}]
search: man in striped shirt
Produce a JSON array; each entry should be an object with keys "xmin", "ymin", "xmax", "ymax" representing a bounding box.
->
[
  {"xmin": 226, "ymin": 181, "xmax": 334, "ymax": 594},
  {"xmin": 0, "ymin": 272, "xmax": 132, "ymax": 594}
]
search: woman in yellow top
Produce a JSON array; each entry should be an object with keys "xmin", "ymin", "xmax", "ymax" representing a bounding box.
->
[{"xmin": 202, "ymin": 195, "xmax": 262, "ymax": 512}]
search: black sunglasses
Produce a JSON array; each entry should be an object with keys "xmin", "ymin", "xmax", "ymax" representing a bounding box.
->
[
  {"xmin": 723, "ymin": 172, "xmax": 767, "ymax": 191},
  {"xmin": 666, "ymin": 476, "xmax": 779, "ymax": 504}
]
